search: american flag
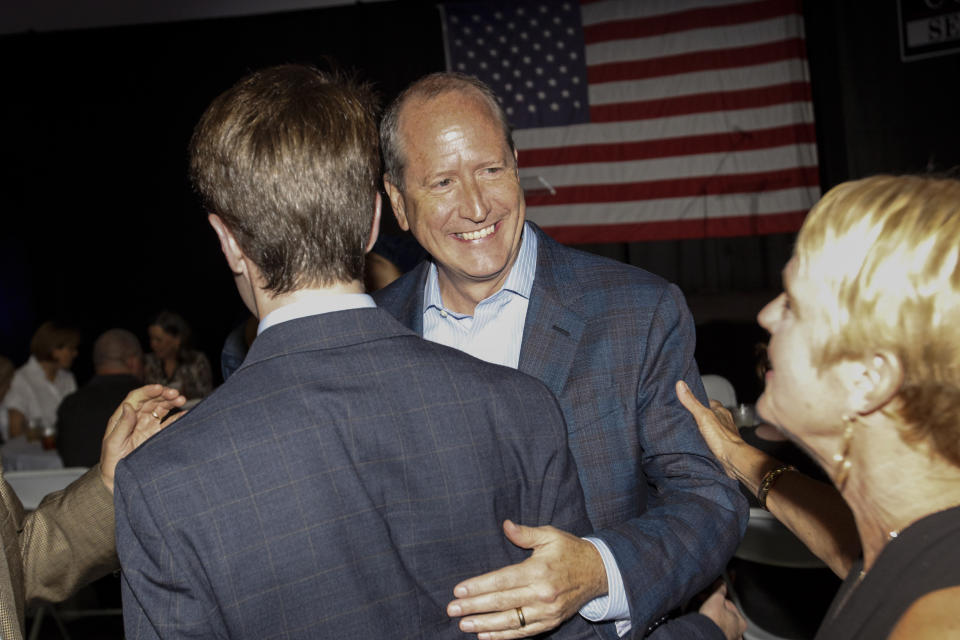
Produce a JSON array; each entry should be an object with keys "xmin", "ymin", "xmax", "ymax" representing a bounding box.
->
[{"xmin": 440, "ymin": 0, "xmax": 819, "ymax": 243}]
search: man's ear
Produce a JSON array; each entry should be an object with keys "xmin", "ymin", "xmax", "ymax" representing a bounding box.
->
[
  {"xmin": 846, "ymin": 350, "xmax": 904, "ymax": 416},
  {"xmin": 365, "ymin": 193, "xmax": 382, "ymax": 254},
  {"xmin": 383, "ymin": 177, "xmax": 409, "ymax": 231},
  {"xmin": 208, "ymin": 213, "xmax": 246, "ymax": 276}
]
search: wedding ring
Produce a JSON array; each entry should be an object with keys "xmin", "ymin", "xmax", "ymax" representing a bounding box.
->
[
  {"xmin": 515, "ymin": 607, "xmax": 526, "ymax": 627},
  {"xmin": 152, "ymin": 410, "xmax": 161, "ymax": 420}
]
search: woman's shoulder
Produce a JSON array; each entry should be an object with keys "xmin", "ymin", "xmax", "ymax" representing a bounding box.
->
[
  {"xmin": 888, "ymin": 585, "xmax": 960, "ymax": 639},
  {"xmin": 180, "ymin": 349, "xmax": 211, "ymax": 367}
]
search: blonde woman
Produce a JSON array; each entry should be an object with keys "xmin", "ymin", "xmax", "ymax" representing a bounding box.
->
[{"xmin": 679, "ymin": 175, "xmax": 960, "ymax": 638}]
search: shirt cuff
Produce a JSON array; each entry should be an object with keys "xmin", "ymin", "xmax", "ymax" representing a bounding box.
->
[{"xmin": 579, "ymin": 537, "xmax": 632, "ymax": 636}]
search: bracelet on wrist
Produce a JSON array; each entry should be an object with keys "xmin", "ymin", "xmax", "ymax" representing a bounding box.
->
[{"xmin": 757, "ymin": 464, "xmax": 796, "ymax": 510}]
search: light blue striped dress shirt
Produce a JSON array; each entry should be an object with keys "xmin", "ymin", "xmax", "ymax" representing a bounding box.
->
[{"xmin": 421, "ymin": 223, "xmax": 538, "ymax": 368}]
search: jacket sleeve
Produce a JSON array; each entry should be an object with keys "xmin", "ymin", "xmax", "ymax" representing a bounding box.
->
[
  {"xmin": 115, "ymin": 459, "xmax": 221, "ymax": 640},
  {"xmin": 19, "ymin": 464, "xmax": 119, "ymax": 604},
  {"xmin": 648, "ymin": 612, "xmax": 725, "ymax": 640},
  {"xmin": 591, "ymin": 284, "xmax": 748, "ymax": 633}
]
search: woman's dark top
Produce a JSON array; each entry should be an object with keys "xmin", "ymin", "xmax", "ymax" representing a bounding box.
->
[{"xmin": 815, "ymin": 505, "xmax": 960, "ymax": 639}]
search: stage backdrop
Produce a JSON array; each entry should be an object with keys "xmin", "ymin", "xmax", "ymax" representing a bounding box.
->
[{"xmin": 442, "ymin": 0, "xmax": 819, "ymax": 243}]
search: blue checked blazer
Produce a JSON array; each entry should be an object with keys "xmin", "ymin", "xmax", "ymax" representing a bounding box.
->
[
  {"xmin": 375, "ymin": 223, "xmax": 749, "ymax": 639},
  {"xmin": 114, "ymin": 308, "xmax": 602, "ymax": 639}
]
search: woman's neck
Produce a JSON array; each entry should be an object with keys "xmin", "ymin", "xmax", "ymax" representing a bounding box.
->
[
  {"xmin": 840, "ymin": 418, "xmax": 960, "ymax": 570},
  {"xmin": 163, "ymin": 355, "xmax": 179, "ymax": 378},
  {"xmin": 38, "ymin": 359, "xmax": 59, "ymax": 382}
]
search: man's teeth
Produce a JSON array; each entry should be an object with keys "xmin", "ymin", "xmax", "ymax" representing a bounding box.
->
[{"xmin": 456, "ymin": 225, "xmax": 495, "ymax": 241}]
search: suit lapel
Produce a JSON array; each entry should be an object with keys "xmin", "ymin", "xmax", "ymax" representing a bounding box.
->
[
  {"xmin": 394, "ymin": 262, "xmax": 428, "ymax": 336},
  {"xmin": 518, "ymin": 224, "xmax": 585, "ymax": 401}
]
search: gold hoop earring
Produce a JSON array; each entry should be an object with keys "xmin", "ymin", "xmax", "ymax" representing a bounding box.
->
[{"xmin": 834, "ymin": 415, "xmax": 856, "ymax": 490}]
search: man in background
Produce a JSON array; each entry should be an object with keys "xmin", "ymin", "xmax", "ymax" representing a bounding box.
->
[
  {"xmin": 114, "ymin": 64, "xmax": 598, "ymax": 639},
  {"xmin": 57, "ymin": 328, "xmax": 144, "ymax": 468}
]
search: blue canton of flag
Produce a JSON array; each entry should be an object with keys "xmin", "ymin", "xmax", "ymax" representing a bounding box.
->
[{"xmin": 441, "ymin": 0, "xmax": 590, "ymax": 129}]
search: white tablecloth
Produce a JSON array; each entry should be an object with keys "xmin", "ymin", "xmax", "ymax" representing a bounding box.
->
[{"xmin": 1, "ymin": 436, "xmax": 64, "ymax": 471}]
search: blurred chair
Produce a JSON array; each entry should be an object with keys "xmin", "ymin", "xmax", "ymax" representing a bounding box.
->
[
  {"xmin": 735, "ymin": 508, "xmax": 824, "ymax": 568},
  {"xmin": 701, "ymin": 374, "xmax": 737, "ymax": 409},
  {"xmin": 726, "ymin": 508, "xmax": 839, "ymax": 640}
]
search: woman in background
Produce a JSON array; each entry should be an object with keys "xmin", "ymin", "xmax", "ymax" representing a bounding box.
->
[
  {"xmin": 5, "ymin": 322, "xmax": 80, "ymax": 439},
  {"xmin": 145, "ymin": 311, "xmax": 212, "ymax": 402},
  {"xmin": 679, "ymin": 175, "xmax": 960, "ymax": 638},
  {"xmin": 0, "ymin": 357, "xmax": 14, "ymax": 442}
]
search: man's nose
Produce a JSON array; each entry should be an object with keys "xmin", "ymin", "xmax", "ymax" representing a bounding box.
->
[{"xmin": 461, "ymin": 179, "xmax": 490, "ymax": 222}]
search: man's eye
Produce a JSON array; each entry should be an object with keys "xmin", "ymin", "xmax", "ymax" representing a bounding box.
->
[
  {"xmin": 485, "ymin": 167, "xmax": 503, "ymax": 175},
  {"xmin": 434, "ymin": 178, "xmax": 452, "ymax": 188}
]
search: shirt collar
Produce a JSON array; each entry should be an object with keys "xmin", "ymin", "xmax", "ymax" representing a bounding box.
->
[
  {"xmin": 423, "ymin": 221, "xmax": 538, "ymax": 315},
  {"xmin": 258, "ymin": 291, "xmax": 376, "ymax": 335}
]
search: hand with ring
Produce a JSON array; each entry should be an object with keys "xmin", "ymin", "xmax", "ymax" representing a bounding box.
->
[
  {"xmin": 98, "ymin": 384, "xmax": 186, "ymax": 492},
  {"xmin": 447, "ymin": 520, "xmax": 607, "ymax": 639}
]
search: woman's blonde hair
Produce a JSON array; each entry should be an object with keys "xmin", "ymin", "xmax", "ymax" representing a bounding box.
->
[{"xmin": 795, "ymin": 175, "xmax": 960, "ymax": 465}]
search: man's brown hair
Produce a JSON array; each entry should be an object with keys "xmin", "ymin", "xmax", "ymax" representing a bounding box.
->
[{"xmin": 189, "ymin": 64, "xmax": 380, "ymax": 292}]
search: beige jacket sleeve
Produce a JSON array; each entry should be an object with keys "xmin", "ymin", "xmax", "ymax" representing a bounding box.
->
[{"xmin": 1, "ymin": 464, "xmax": 118, "ymax": 639}]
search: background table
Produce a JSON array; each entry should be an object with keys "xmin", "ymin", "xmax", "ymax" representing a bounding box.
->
[{"xmin": 1, "ymin": 436, "xmax": 64, "ymax": 471}]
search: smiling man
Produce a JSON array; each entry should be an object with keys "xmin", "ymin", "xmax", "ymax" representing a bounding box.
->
[{"xmin": 374, "ymin": 73, "xmax": 749, "ymax": 639}]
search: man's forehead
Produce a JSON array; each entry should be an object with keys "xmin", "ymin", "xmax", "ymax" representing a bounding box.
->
[
  {"xmin": 399, "ymin": 94, "xmax": 509, "ymax": 164},
  {"xmin": 400, "ymin": 89, "xmax": 498, "ymax": 132}
]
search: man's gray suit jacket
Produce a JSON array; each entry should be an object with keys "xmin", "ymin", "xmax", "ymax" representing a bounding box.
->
[
  {"xmin": 374, "ymin": 223, "xmax": 749, "ymax": 639},
  {"xmin": 115, "ymin": 307, "xmax": 602, "ymax": 639}
]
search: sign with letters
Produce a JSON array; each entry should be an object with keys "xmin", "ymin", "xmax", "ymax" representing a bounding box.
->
[{"xmin": 898, "ymin": 0, "xmax": 960, "ymax": 61}]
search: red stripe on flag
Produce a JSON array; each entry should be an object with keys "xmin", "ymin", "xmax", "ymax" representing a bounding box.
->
[
  {"xmin": 540, "ymin": 210, "xmax": 809, "ymax": 244},
  {"xmin": 589, "ymin": 38, "xmax": 807, "ymax": 84},
  {"xmin": 525, "ymin": 166, "xmax": 819, "ymax": 206},
  {"xmin": 590, "ymin": 82, "xmax": 812, "ymax": 123},
  {"xmin": 519, "ymin": 123, "xmax": 816, "ymax": 167},
  {"xmin": 582, "ymin": 0, "xmax": 803, "ymax": 44}
]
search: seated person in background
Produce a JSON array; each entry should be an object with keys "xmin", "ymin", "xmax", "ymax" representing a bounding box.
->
[
  {"xmin": 6, "ymin": 322, "xmax": 80, "ymax": 439},
  {"xmin": 678, "ymin": 174, "xmax": 960, "ymax": 639},
  {"xmin": 219, "ymin": 315, "xmax": 257, "ymax": 382},
  {"xmin": 57, "ymin": 328, "xmax": 144, "ymax": 468},
  {"xmin": 144, "ymin": 310, "xmax": 212, "ymax": 401},
  {"xmin": 0, "ymin": 384, "xmax": 183, "ymax": 639},
  {"xmin": 114, "ymin": 64, "xmax": 597, "ymax": 639},
  {"xmin": 0, "ymin": 357, "xmax": 14, "ymax": 442}
]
